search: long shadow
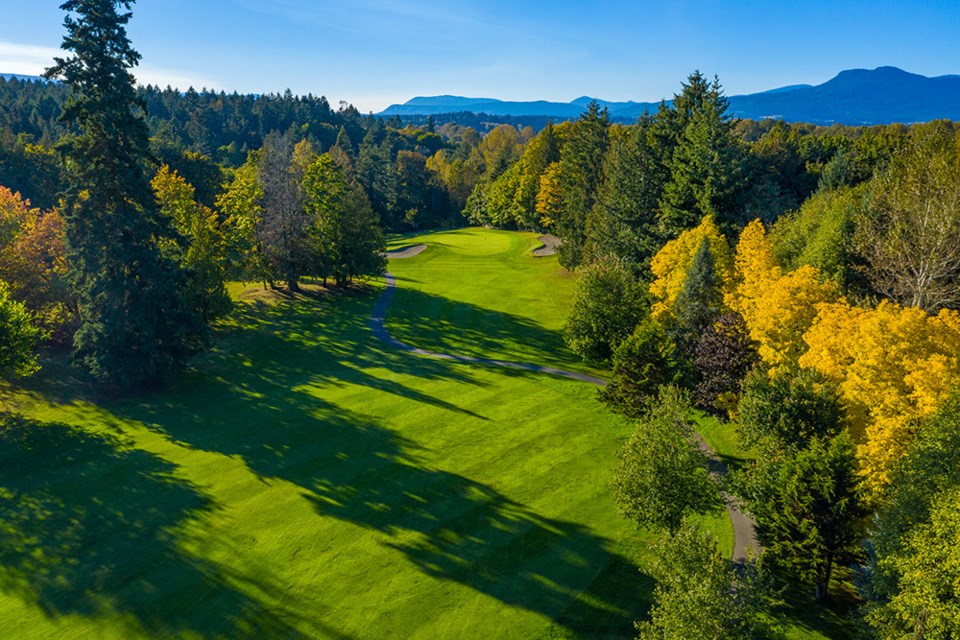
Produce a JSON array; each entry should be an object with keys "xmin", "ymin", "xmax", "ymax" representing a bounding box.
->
[
  {"xmin": 0, "ymin": 414, "xmax": 313, "ymax": 638},
  {"xmin": 107, "ymin": 292, "xmax": 649, "ymax": 637},
  {"xmin": 14, "ymin": 286, "xmax": 646, "ymax": 637},
  {"xmin": 384, "ymin": 286, "xmax": 589, "ymax": 374}
]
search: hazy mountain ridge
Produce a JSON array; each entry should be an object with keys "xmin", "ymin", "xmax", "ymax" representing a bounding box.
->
[{"xmin": 381, "ymin": 67, "xmax": 960, "ymax": 125}]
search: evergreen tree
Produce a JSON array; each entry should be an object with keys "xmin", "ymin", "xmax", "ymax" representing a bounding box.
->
[
  {"xmin": 555, "ymin": 101, "xmax": 609, "ymax": 268},
  {"xmin": 671, "ymin": 236, "xmax": 724, "ymax": 357},
  {"xmin": 303, "ymin": 154, "xmax": 385, "ymax": 287},
  {"xmin": 659, "ymin": 74, "xmax": 749, "ymax": 240},
  {"xmin": 585, "ymin": 114, "xmax": 668, "ymax": 274},
  {"xmin": 598, "ymin": 317, "xmax": 680, "ymax": 418},
  {"xmin": 45, "ymin": 0, "xmax": 205, "ymax": 388},
  {"xmin": 740, "ymin": 433, "xmax": 866, "ymax": 601}
]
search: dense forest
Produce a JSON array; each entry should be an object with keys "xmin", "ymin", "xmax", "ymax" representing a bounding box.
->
[{"xmin": 1, "ymin": 2, "xmax": 959, "ymax": 635}]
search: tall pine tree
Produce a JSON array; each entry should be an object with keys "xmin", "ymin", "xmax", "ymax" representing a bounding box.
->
[
  {"xmin": 585, "ymin": 114, "xmax": 669, "ymax": 275},
  {"xmin": 659, "ymin": 73, "xmax": 749, "ymax": 240},
  {"xmin": 556, "ymin": 101, "xmax": 609, "ymax": 268},
  {"xmin": 45, "ymin": 0, "xmax": 205, "ymax": 388}
]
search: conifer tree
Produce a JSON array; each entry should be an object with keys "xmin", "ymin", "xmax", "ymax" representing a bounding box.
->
[
  {"xmin": 585, "ymin": 114, "xmax": 668, "ymax": 274},
  {"xmin": 659, "ymin": 74, "xmax": 749, "ymax": 240},
  {"xmin": 672, "ymin": 236, "xmax": 724, "ymax": 353},
  {"xmin": 45, "ymin": 0, "xmax": 205, "ymax": 388},
  {"xmin": 555, "ymin": 101, "xmax": 609, "ymax": 268}
]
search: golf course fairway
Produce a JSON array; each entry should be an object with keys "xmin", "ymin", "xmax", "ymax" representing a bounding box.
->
[{"xmin": 0, "ymin": 228, "xmax": 734, "ymax": 639}]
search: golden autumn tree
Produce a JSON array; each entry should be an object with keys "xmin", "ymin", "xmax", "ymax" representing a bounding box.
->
[
  {"xmin": 649, "ymin": 215, "xmax": 733, "ymax": 321},
  {"xmin": 728, "ymin": 220, "xmax": 839, "ymax": 372},
  {"xmin": 800, "ymin": 300, "xmax": 960, "ymax": 498},
  {"xmin": 536, "ymin": 162, "xmax": 563, "ymax": 229}
]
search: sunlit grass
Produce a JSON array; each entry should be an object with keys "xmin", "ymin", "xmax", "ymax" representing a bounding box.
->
[{"xmin": 0, "ymin": 228, "xmax": 683, "ymax": 639}]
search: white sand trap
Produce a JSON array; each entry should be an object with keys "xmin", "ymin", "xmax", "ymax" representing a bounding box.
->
[
  {"xmin": 532, "ymin": 235, "xmax": 561, "ymax": 257},
  {"xmin": 385, "ymin": 244, "xmax": 427, "ymax": 259}
]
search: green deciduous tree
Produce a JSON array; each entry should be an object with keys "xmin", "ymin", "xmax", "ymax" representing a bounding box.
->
[
  {"xmin": 612, "ymin": 388, "xmax": 720, "ymax": 533},
  {"xmin": 45, "ymin": 0, "xmax": 205, "ymax": 388},
  {"xmin": 152, "ymin": 165, "xmax": 231, "ymax": 321},
  {"xmin": 0, "ymin": 280, "xmax": 42, "ymax": 378},
  {"xmin": 770, "ymin": 184, "xmax": 864, "ymax": 289},
  {"xmin": 854, "ymin": 124, "xmax": 960, "ymax": 312},
  {"xmin": 867, "ymin": 391, "xmax": 960, "ymax": 638},
  {"xmin": 636, "ymin": 525, "xmax": 772, "ymax": 640},
  {"xmin": 564, "ymin": 255, "xmax": 648, "ymax": 364}
]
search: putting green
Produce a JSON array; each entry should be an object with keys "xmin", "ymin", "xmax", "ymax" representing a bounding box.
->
[{"xmin": 0, "ymin": 228, "xmax": 732, "ymax": 639}]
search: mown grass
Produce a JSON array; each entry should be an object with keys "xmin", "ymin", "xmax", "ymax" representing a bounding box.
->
[{"xmin": 0, "ymin": 227, "xmax": 734, "ymax": 639}]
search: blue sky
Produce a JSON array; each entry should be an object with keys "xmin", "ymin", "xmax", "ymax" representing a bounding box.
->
[{"xmin": 1, "ymin": 0, "xmax": 959, "ymax": 113}]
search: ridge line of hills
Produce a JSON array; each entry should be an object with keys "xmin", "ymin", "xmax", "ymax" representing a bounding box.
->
[{"xmin": 380, "ymin": 66, "xmax": 960, "ymax": 125}]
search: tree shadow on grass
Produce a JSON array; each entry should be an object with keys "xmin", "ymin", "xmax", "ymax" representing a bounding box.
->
[
  {"xmin": 114, "ymin": 294, "xmax": 647, "ymax": 637},
  {"xmin": 15, "ymin": 287, "xmax": 644, "ymax": 637},
  {"xmin": 0, "ymin": 414, "xmax": 317, "ymax": 639},
  {"xmin": 384, "ymin": 287, "xmax": 588, "ymax": 374}
]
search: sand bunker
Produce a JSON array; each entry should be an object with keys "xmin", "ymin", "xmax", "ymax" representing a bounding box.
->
[
  {"xmin": 532, "ymin": 235, "xmax": 561, "ymax": 257},
  {"xmin": 385, "ymin": 244, "xmax": 427, "ymax": 259}
]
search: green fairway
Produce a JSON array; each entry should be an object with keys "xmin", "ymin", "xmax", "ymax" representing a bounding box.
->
[{"xmin": 2, "ymin": 228, "xmax": 728, "ymax": 639}]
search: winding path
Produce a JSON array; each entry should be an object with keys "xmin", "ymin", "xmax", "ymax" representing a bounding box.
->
[{"xmin": 372, "ymin": 248, "xmax": 758, "ymax": 562}]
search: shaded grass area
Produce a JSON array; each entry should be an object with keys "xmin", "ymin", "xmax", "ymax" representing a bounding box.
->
[{"xmin": 1, "ymin": 229, "xmax": 650, "ymax": 639}]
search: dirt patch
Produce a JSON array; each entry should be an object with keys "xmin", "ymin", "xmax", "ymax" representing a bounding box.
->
[
  {"xmin": 385, "ymin": 244, "xmax": 427, "ymax": 259},
  {"xmin": 532, "ymin": 235, "xmax": 561, "ymax": 257}
]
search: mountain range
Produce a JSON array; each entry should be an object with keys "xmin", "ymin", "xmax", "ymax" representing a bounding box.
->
[{"xmin": 380, "ymin": 67, "xmax": 960, "ymax": 125}]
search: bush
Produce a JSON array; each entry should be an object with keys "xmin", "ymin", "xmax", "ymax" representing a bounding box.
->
[{"xmin": 599, "ymin": 317, "xmax": 679, "ymax": 418}]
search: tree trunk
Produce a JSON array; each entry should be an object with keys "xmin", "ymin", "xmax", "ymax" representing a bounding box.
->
[{"xmin": 815, "ymin": 556, "xmax": 833, "ymax": 602}]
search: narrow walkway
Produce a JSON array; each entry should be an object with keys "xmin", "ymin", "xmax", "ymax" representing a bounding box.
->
[
  {"xmin": 370, "ymin": 270, "xmax": 757, "ymax": 561},
  {"xmin": 694, "ymin": 434, "xmax": 759, "ymax": 562}
]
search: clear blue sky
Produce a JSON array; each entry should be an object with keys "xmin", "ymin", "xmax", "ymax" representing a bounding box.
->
[{"xmin": 1, "ymin": 0, "xmax": 959, "ymax": 113}]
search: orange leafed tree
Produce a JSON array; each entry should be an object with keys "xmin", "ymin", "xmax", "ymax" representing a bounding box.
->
[{"xmin": 0, "ymin": 186, "xmax": 73, "ymax": 341}]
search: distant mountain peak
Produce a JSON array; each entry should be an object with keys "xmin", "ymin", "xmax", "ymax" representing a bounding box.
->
[{"xmin": 378, "ymin": 66, "xmax": 960, "ymax": 125}]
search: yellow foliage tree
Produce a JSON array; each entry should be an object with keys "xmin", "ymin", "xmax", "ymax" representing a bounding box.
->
[
  {"xmin": 800, "ymin": 300, "xmax": 960, "ymax": 497},
  {"xmin": 536, "ymin": 162, "xmax": 563, "ymax": 229},
  {"xmin": 649, "ymin": 215, "xmax": 733, "ymax": 320},
  {"xmin": 728, "ymin": 220, "xmax": 839, "ymax": 371},
  {"xmin": 727, "ymin": 219, "xmax": 782, "ymax": 316}
]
